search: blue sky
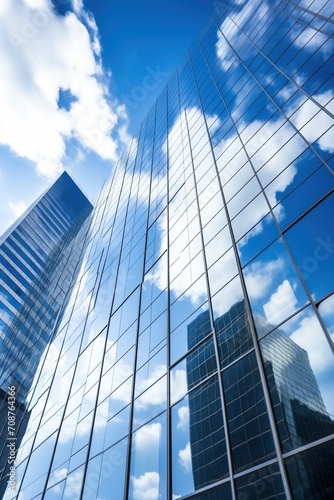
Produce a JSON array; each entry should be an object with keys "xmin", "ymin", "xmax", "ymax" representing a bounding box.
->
[{"xmin": 0, "ymin": 0, "xmax": 215, "ymax": 236}]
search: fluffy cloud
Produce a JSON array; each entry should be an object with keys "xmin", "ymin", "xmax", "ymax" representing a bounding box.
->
[
  {"xmin": 290, "ymin": 313, "xmax": 334, "ymax": 375},
  {"xmin": 263, "ymin": 279, "xmax": 298, "ymax": 325},
  {"xmin": 170, "ymin": 369, "xmax": 187, "ymax": 405},
  {"xmin": 63, "ymin": 469, "xmax": 84, "ymax": 498},
  {"xmin": 289, "ymin": 91, "xmax": 334, "ymax": 154},
  {"xmin": 178, "ymin": 441, "xmax": 192, "ymax": 473},
  {"xmin": 52, "ymin": 467, "xmax": 67, "ymax": 485},
  {"xmin": 243, "ymin": 259, "xmax": 283, "ymax": 300},
  {"xmin": 132, "ymin": 471, "xmax": 160, "ymax": 500},
  {"xmin": 177, "ymin": 405, "xmax": 189, "ymax": 431},
  {"xmin": 318, "ymin": 294, "xmax": 334, "ymax": 342},
  {"xmin": 0, "ymin": 0, "xmax": 129, "ymax": 180},
  {"xmin": 215, "ymin": 0, "xmax": 268, "ymax": 71},
  {"xmin": 291, "ymin": 2, "xmax": 334, "ymax": 59},
  {"xmin": 134, "ymin": 422, "xmax": 162, "ymax": 451},
  {"xmin": 136, "ymin": 364, "xmax": 166, "ymax": 397},
  {"xmin": 135, "ymin": 374, "xmax": 166, "ymax": 410}
]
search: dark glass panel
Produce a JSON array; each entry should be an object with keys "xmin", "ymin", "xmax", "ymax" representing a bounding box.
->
[{"xmin": 223, "ymin": 352, "xmax": 276, "ymax": 472}]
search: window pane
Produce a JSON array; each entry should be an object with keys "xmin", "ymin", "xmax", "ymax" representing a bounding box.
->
[
  {"xmin": 171, "ymin": 377, "xmax": 228, "ymax": 498},
  {"xmin": 243, "ymin": 238, "xmax": 309, "ymax": 337},
  {"xmin": 129, "ymin": 414, "xmax": 167, "ymax": 500},
  {"xmin": 260, "ymin": 306, "xmax": 334, "ymax": 453},
  {"xmin": 285, "ymin": 194, "xmax": 334, "ymax": 302},
  {"xmin": 170, "ymin": 337, "xmax": 217, "ymax": 405},
  {"xmin": 223, "ymin": 352, "xmax": 276, "ymax": 473},
  {"xmin": 236, "ymin": 463, "xmax": 285, "ymax": 500},
  {"xmin": 285, "ymin": 440, "xmax": 334, "ymax": 500}
]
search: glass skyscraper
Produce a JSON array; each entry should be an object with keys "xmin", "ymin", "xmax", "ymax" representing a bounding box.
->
[
  {"xmin": 2, "ymin": 0, "xmax": 334, "ymax": 498},
  {"xmin": 0, "ymin": 172, "xmax": 93, "ymax": 495}
]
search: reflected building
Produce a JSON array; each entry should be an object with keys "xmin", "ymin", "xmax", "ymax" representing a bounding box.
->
[
  {"xmin": 186, "ymin": 301, "xmax": 334, "ymax": 494},
  {"xmin": 2, "ymin": 0, "xmax": 334, "ymax": 499},
  {"xmin": 0, "ymin": 172, "xmax": 92, "ymax": 495},
  {"xmin": 259, "ymin": 323, "xmax": 334, "ymax": 450}
]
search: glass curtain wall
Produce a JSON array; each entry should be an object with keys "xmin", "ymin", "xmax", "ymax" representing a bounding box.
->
[{"xmin": 3, "ymin": 1, "xmax": 334, "ymax": 499}]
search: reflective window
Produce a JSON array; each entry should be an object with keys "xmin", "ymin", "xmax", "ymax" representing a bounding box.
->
[
  {"xmin": 170, "ymin": 337, "xmax": 217, "ymax": 405},
  {"xmin": 236, "ymin": 463, "xmax": 285, "ymax": 499},
  {"xmin": 215, "ymin": 299, "xmax": 253, "ymax": 369},
  {"xmin": 285, "ymin": 194, "xmax": 334, "ymax": 302},
  {"xmin": 260, "ymin": 306, "xmax": 334, "ymax": 453},
  {"xmin": 133, "ymin": 376, "xmax": 167, "ymax": 429},
  {"xmin": 237, "ymin": 212, "xmax": 279, "ymax": 268},
  {"xmin": 318, "ymin": 293, "xmax": 334, "ymax": 344},
  {"xmin": 211, "ymin": 275, "xmax": 244, "ymax": 322},
  {"xmin": 170, "ymin": 275, "xmax": 208, "ymax": 331},
  {"xmin": 223, "ymin": 351, "xmax": 276, "ymax": 472},
  {"xmin": 205, "ymin": 225, "xmax": 232, "ymax": 269},
  {"xmin": 230, "ymin": 192, "xmax": 270, "ymax": 242},
  {"xmin": 285, "ymin": 440, "xmax": 334, "ymax": 500},
  {"xmin": 274, "ymin": 167, "xmax": 334, "ymax": 231},
  {"xmin": 135, "ymin": 346, "xmax": 167, "ymax": 397},
  {"xmin": 103, "ymin": 405, "xmax": 131, "ymax": 451},
  {"xmin": 170, "ymin": 304, "xmax": 212, "ymax": 364},
  {"xmin": 189, "ymin": 482, "xmax": 232, "ymax": 500},
  {"xmin": 83, "ymin": 438, "xmax": 128, "ymax": 500},
  {"xmin": 207, "ymin": 248, "xmax": 238, "ymax": 296},
  {"xmin": 171, "ymin": 376, "xmax": 228, "ymax": 498},
  {"xmin": 243, "ymin": 238, "xmax": 309, "ymax": 337},
  {"xmin": 128, "ymin": 414, "xmax": 167, "ymax": 500}
]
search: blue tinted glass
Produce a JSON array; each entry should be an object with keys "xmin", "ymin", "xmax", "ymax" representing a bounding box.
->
[{"xmin": 285, "ymin": 194, "xmax": 334, "ymax": 302}]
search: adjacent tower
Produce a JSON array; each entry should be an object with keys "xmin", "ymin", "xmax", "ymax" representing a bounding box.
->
[{"xmin": 0, "ymin": 172, "xmax": 92, "ymax": 494}]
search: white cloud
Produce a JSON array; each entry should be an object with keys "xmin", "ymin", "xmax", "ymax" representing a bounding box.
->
[
  {"xmin": 289, "ymin": 91, "xmax": 334, "ymax": 154},
  {"xmin": 136, "ymin": 364, "xmax": 166, "ymax": 397},
  {"xmin": 318, "ymin": 294, "xmax": 334, "ymax": 342},
  {"xmin": 263, "ymin": 279, "xmax": 298, "ymax": 325},
  {"xmin": 177, "ymin": 405, "xmax": 189, "ymax": 431},
  {"xmin": 63, "ymin": 469, "xmax": 84, "ymax": 498},
  {"xmin": 244, "ymin": 259, "xmax": 283, "ymax": 300},
  {"xmin": 135, "ymin": 375, "xmax": 166, "ymax": 410},
  {"xmin": 171, "ymin": 369, "xmax": 187, "ymax": 405},
  {"xmin": 178, "ymin": 441, "xmax": 192, "ymax": 473},
  {"xmin": 71, "ymin": 0, "xmax": 84, "ymax": 15},
  {"xmin": 52, "ymin": 467, "xmax": 67, "ymax": 483},
  {"xmin": 216, "ymin": 0, "xmax": 268, "ymax": 71},
  {"xmin": 9, "ymin": 200, "xmax": 27, "ymax": 220},
  {"xmin": 132, "ymin": 471, "xmax": 160, "ymax": 500},
  {"xmin": 293, "ymin": 28, "xmax": 330, "ymax": 55},
  {"xmin": 134, "ymin": 422, "xmax": 161, "ymax": 451},
  {"xmin": 0, "ymin": 0, "xmax": 129, "ymax": 180},
  {"xmin": 211, "ymin": 276, "xmax": 244, "ymax": 317},
  {"xmin": 298, "ymin": 0, "xmax": 332, "ymax": 15},
  {"xmin": 290, "ymin": 313, "xmax": 334, "ymax": 374}
]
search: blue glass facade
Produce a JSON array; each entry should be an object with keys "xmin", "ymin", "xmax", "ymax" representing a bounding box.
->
[
  {"xmin": 2, "ymin": 0, "xmax": 334, "ymax": 498},
  {"xmin": 0, "ymin": 172, "xmax": 92, "ymax": 494}
]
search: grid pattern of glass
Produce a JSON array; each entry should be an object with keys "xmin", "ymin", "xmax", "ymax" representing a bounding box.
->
[{"xmin": 3, "ymin": 0, "xmax": 334, "ymax": 498}]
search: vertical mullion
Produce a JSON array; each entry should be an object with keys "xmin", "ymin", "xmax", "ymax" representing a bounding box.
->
[
  {"xmin": 165, "ymin": 86, "xmax": 172, "ymax": 500},
  {"xmin": 123, "ymin": 103, "xmax": 158, "ymax": 500}
]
